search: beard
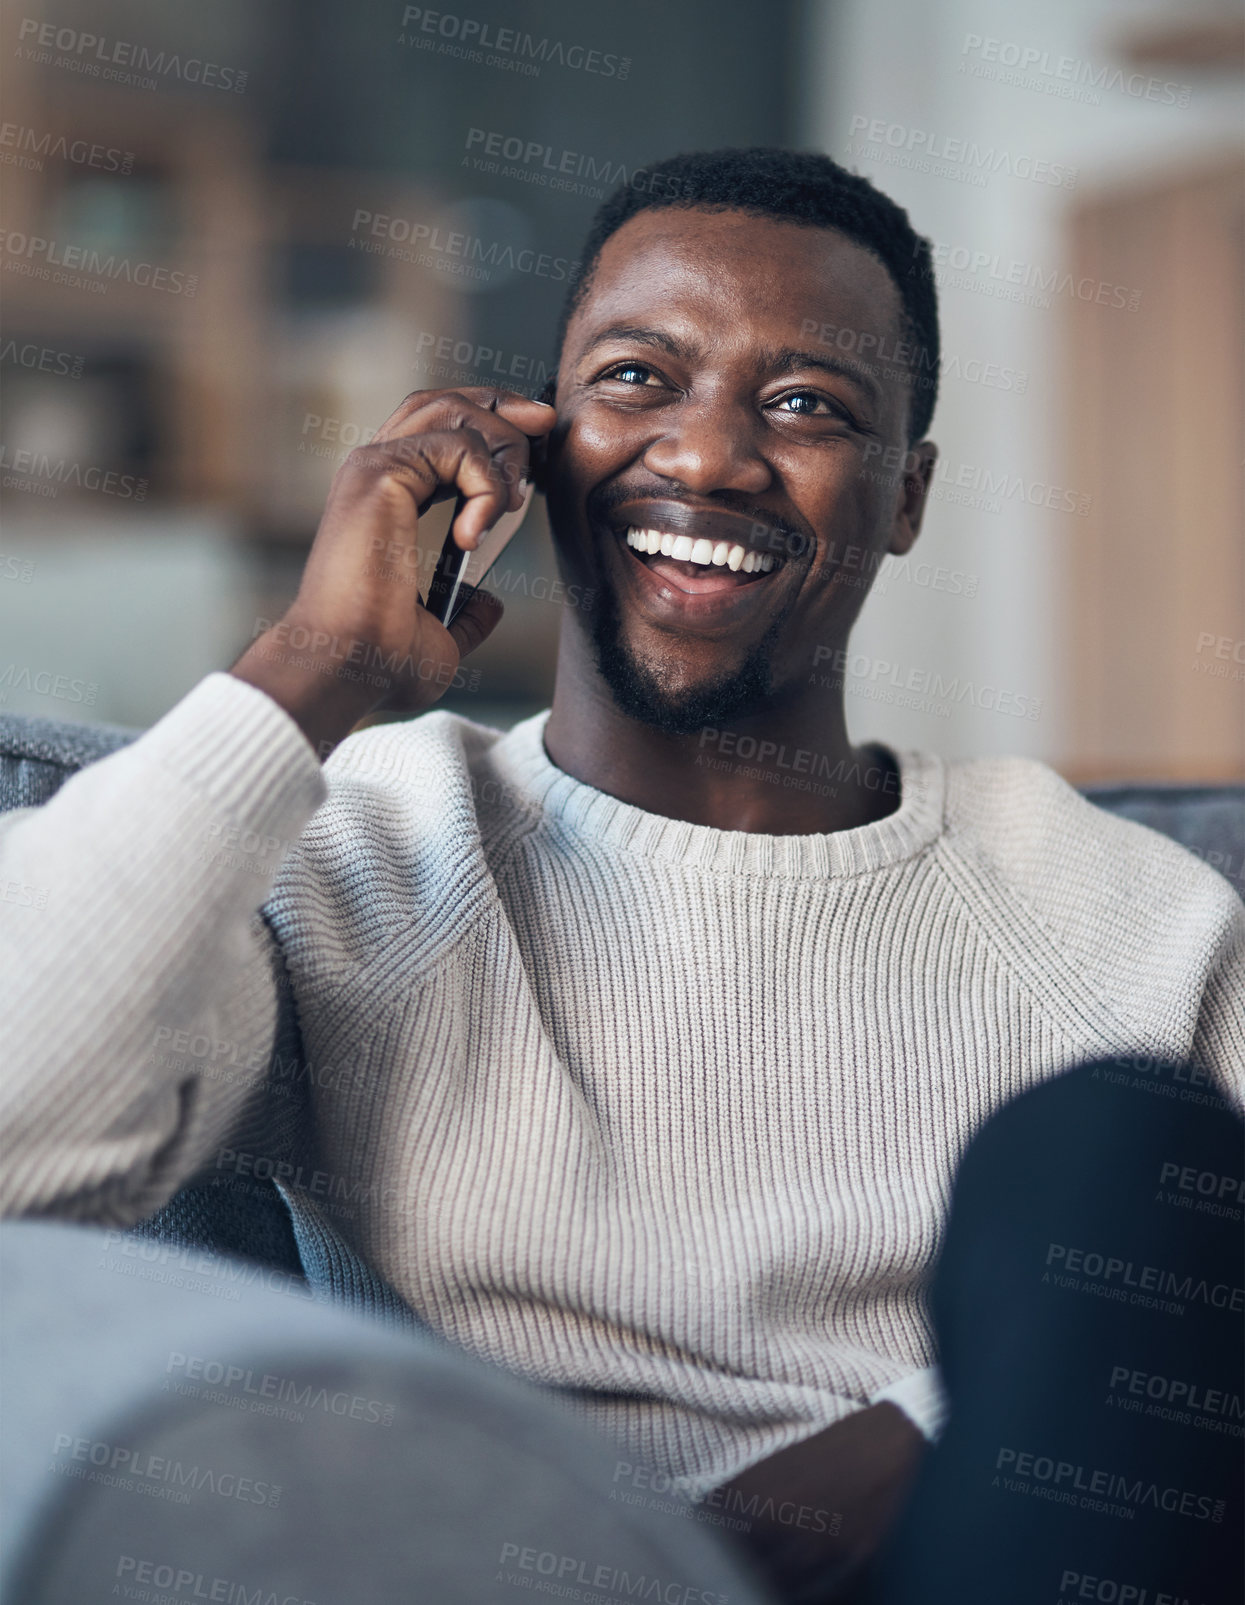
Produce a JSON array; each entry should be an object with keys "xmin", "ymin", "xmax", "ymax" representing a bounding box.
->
[{"xmin": 584, "ymin": 577, "xmax": 789, "ymax": 737}]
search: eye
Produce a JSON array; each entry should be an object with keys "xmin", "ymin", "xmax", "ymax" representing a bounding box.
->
[
  {"xmin": 601, "ymin": 362, "xmax": 659, "ymax": 386},
  {"xmin": 771, "ymin": 389, "xmax": 845, "ymax": 418}
]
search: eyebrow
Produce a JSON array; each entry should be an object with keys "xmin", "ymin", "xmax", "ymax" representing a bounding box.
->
[
  {"xmin": 579, "ymin": 324, "xmax": 884, "ymax": 407},
  {"xmin": 761, "ymin": 346, "xmax": 883, "ymax": 407}
]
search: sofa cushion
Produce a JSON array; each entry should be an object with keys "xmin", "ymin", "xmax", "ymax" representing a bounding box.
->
[{"xmin": 0, "ymin": 714, "xmax": 137, "ymax": 811}]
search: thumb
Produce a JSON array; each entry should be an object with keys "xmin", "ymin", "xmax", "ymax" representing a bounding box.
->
[{"xmin": 447, "ymin": 586, "xmax": 505, "ymax": 660}]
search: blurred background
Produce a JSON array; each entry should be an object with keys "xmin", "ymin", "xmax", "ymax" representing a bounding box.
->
[{"xmin": 1, "ymin": 0, "xmax": 1241, "ymax": 782}]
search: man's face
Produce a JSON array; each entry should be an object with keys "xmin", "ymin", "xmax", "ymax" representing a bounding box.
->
[{"xmin": 543, "ymin": 207, "xmax": 934, "ymax": 735}]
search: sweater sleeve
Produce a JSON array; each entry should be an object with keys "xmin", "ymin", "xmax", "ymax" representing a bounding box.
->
[
  {"xmin": 0, "ymin": 673, "xmax": 326, "ymax": 1226},
  {"xmin": 869, "ymin": 1364, "xmax": 949, "ymax": 1442}
]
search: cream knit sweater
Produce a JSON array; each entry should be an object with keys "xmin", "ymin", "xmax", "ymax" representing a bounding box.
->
[{"xmin": 2, "ymin": 673, "xmax": 1242, "ymax": 1500}]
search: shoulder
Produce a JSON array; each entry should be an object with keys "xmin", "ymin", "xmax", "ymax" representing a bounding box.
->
[
  {"xmin": 309, "ymin": 707, "xmax": 522, "ymax": 880},
  {"xmin": 941, "ymin": 755, "xmax": 1240, "ymax": 919},
  {"xmin": 936, "ymin": 755, "xmax": 1243, "ymax": 1040},
  {"xmin": 323, "ymin": 708, "xmax": 506, "ymax": 817},
  {"xmin": 267, "ymin": 711, "xmax": 511, "ymax": 963}
]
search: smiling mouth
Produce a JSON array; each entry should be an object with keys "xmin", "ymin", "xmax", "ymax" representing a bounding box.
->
[
  {"xmin": 624, "ymin": 526, "xmax": 779, "ymax": 577},
  {"xmin": 614, "ymin": 521, "xmax": 788, "ymax": 596}
]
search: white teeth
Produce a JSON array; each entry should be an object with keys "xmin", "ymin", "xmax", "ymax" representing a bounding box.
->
[{"xmin": 623, "ymin": 528, "xmax": 778, "ymax": 575}]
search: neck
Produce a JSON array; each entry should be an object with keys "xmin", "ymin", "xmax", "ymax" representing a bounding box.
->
[{"xmin": 542, "ymin": 619, "xmax": 901, "ymax": 835}]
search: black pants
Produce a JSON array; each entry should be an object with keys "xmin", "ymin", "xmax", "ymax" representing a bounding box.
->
[{"xmin": 860, "ymin": 1058, "xmax": 1244, "ymax": 1605}]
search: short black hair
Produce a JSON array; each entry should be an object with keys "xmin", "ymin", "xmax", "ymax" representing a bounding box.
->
[{"xmin": 553, "ymin": 146, "xmax": 940, "ymax": 442}]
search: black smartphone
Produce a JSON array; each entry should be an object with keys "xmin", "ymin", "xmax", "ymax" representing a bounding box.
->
[{"xmin": 424, "ymin": 481, "xmax": 536, "ymax": 627}]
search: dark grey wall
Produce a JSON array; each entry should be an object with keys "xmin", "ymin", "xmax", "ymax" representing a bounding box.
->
[{"xmin": 264, "ymin": 0, "xmax": 800, "ymax": 365}]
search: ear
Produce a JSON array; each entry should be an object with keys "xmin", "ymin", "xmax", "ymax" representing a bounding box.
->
[{"xmin": 888, "ymin": 440, "xmax": 937, "ymax": 556}]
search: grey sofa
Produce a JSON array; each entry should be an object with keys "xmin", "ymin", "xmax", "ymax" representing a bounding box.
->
[{"xmin": 3, "ymin": 708, "xmax": 1243, "ymax": 1291}]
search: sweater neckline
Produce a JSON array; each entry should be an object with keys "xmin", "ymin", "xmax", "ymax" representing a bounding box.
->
[{"xmin": 489, "ymin": 710, "xmax": 946, "ymax": 879}]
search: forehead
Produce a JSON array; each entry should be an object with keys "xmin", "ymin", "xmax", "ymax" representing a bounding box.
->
[{"xmin": 570, "ymin": 207, "xmax": 905, "ymax": 353}]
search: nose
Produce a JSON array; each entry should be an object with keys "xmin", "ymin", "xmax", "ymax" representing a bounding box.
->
[{"xmin": 641, "ymin": 392, "xmax": 773, "ymax": 499}]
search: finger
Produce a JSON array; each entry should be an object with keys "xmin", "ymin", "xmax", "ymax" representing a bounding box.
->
[
  {"xmin": 339, "ymin": 430, "xmax": 508, "ymax": 548},
  {"xmin": 446, "ymin": 588, "xmax": 505, "ymax": 660},
  {"xmin": 374, "ymin": 386, "xmax": 556, "ymax": 445},
  {"xmin": 381, "ymin": 395, "xmax": 538, "ymax": 515}
]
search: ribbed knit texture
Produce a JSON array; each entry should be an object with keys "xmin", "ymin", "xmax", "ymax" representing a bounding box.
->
[{"xmin": 2, "ymin": 673, "xmax": 1242, "ymax": 1500}]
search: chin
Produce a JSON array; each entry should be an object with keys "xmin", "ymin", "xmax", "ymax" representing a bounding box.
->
[{"xmin": 592, "ymin": 615, "xmax": 777, "ymax": 738}]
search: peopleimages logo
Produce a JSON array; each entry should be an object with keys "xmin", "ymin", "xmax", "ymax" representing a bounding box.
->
[
  {"xmin": 0, "ymin": 229, "xmax": 196, "ymax": 296},
  {"xmin": 248, "ymin": 615, "xmax": 483, "ymax": 696},
  {"xmin": 1, "ymin": 876, "xmax": 48, "ymax": 909},
  {"xmin": 15, "ymin": 19, "xmax": 248, "ymax": 92},
  {"xmin": 860, "ymin": 442, "xmax": 1091, "ymax": 518},
  {"xmin": 463, "ymin": 126, "xmax": 686, "ymax": 202},
  {"xmin": 846, "ymin": 115, "xmax": 1078, "ymax": 189},
  {"xmin": 413, "ymin": 330, "xmax": 553, "ymax": 390},
  {"xmin": 1107, "ymin": 1364, "xmax": 1245, "ymax": 1435},
  {"xmin": 0, "ymin": 665, "xmax": 97, "ymax": 705},
  {"xmin": 497, "ymin": 1545, "xmax": 726, "ymax": 1604},
  {"xmin": 0, "ymin": 339, "xmax": 83, "ymax": 378},
  {"xmin": 810, "ymin": 645, "xmax": 1042, "ymax": 722},
  {"xmin": 1092, "ymin": 1055, "xmax": 1232, "ymax": 1114},
  {"xmin": 114, "ymin": 1556, "xmax": 316, "ymax": 1605},
  {"xmin": 799, "ymin": 317, "xmax": 1027, "ymax": 396},
  {"xmin": 398, "ymin": 7, "xmax": 630, "ymax": 80},
  {"xmin": 165, "ymin": 1351, "xmax": 395, "ymax": 1426},
  {"xmin": 0, "ymin": 554, "xmax": 37, "ymax": 583},
  {"xmin": 0, "ymin": 122, "xmax": 134, "ymax": 174},
  {"xmin": 349, "ymin": 210, "xmax": 580, "ymax": 286},
  {"xmin": 1058, "ymin": 1569, "xmax": 1200, "ymax": 1605},
  {"xmin": 920, "ymin": 240, "xmax": 1142, "ymax": 314},
  {"xmin": 1044, "ymin": 1242, "xmax": 1245, "ymax": 1314},
  {"xmin": 959, "ymin": 34, "xmax": 1192, "ymax": 109},
  {"xmin": 51, "ymin": 1431, "xmax": 283, "ymax": 1507},
  {"xmin": 214, "ymin": 1145, "xmax": 408, "ymax": 1223},
  {"xmin": 0, "ymin": 444, "xmax": 148, "ymax": 501},
  {"xmin": 995, "ymin": 1446, "xmax": 1225, "ymax": 1524}
]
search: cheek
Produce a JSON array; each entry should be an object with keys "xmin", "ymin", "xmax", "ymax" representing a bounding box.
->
[
  {"xmin": 830, "ymin": 455, "xmax": 896, "ymax": 540},
  {"xmin": 787, "ymin": 469, "xmax": 890, "ymax": 595},
  {"xmin": 546, "ymin": 413, "xmax": 602, "ymax": 493},
  {"xmin": 547, "ymin": 410, "xmax": 645, "ymax": 523},
  {"xmin": 564, "ymin": 406, "xmax": 642, "ymax": 467},
  {"xmin": 785, "ymin": 459, "xmax": 870, "ymax": 537}
]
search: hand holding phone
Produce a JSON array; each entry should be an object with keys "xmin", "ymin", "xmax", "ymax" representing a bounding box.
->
[
  {"xmin": 231, "ymin": 386, "xmax": 554, "ymax": 755},
  {"xmin": 425, "ymin": 480, "xmax": 536, "ymax": 626}
]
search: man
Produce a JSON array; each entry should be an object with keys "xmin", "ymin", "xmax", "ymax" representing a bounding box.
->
[{"xmin": 3, "ymin": 149, "xmax": 1242, "ymax": 1600}]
